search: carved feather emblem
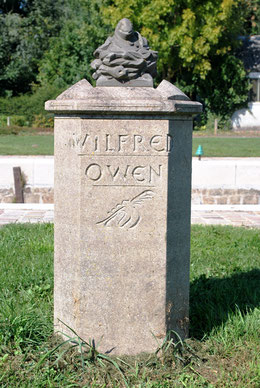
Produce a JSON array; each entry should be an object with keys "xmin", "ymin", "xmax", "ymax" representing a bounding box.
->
[{"xmin": 97, "ymin": 190, "xmax": 154, "ymax": 229}]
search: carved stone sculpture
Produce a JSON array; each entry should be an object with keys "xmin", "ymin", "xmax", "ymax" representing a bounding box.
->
[{"xmin": 91, "ymin": 18, "xmax": 158, "ymax": 87}]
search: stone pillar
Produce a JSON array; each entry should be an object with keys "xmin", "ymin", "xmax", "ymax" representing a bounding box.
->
[{"xmin": 46, "ymin": 79, "xmax": 202, "ymax": 355}]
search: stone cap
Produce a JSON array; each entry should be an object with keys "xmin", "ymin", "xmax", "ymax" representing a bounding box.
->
[{"xmin": 45, "ymin": 79, "xmax": 202, "ymax": 115}]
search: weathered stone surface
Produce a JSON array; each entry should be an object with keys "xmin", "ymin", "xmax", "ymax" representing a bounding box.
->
[
  {"xmin": 229, "ymin": 196, "xmax": 241, "ymax": 205},
  {"xmin": 0, "ymin": 187, "xmax": 53, "ymax": 204},
  {"xmin": 0, "ymin": 188, "xmax": 14, "ymax": 203},
  {"xmin": 46, "ymin": 79, "xmax": 202, "ymax": 355},
  {"xmin": 243, "ymin": 195, "xmax": 258, "ymax": 204},
  {"xmin": 216, "ymin": 197, "xmax": 227, "ymax": 205},
  {"xmin": 203, "ymin": 196, "xmax": 215, "ymax": 205},
  {"xmin": 208, "ymin": 189, "xmax": 223, "ymax": 196},
  {"xmin": 46, "ymin": 79, "xmax": 202, "ymax": 115}
]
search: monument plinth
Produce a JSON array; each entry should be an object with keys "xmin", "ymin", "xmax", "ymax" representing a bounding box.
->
[{"xmin": 46, "ymin": 21, "xmax": 202, "ymax": 355}]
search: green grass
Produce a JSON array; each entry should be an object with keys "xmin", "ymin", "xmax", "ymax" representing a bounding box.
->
[
  {"xmin": 0, "ymin": 224, "xmax": 259, "ymax": 386},
  {"xmin": 0, "ymin": 134, "xmax": 54, "ymax": 155},
  {"xmin": 192, "ymin": 137, "xmax": 260, "ymax": 157}
]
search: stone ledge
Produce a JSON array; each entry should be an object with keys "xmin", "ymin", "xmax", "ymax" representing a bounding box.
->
[
  {"xmin": 0, "ymin": 187, "xmax": 53, "ymax": 204},
  {"xmin": 45, "ymin": 79, "xmax": 202, "ymax": 115}
]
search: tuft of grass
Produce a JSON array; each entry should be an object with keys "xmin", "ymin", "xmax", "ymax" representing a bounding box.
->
[{"xmin": 0, "ymin": 224, "xmax": 259, "ymax": 386}]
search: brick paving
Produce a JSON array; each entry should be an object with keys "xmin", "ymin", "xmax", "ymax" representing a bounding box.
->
[
  {"xmin": 191, "ymin": 210, "xmax": 260, "ymax": 228},
  {"xmin": 0, "ymin": 208, "xmax": 54, "ymax": 225},
  {"xmin": 0, "ymin": 205, "xmax": 260, "ymax": 228}
]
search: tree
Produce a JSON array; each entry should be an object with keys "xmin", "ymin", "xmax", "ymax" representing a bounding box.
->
[
  {"xmin": 37, "ymin": 0, "xmax": 112, "ymax": 87},
  {"xmin": 102, "ymin": 0, "xmax": 250, "ymax": 119},
  {"xmin": 0, "ymin": 0, "xmax": 65, "ymax": 96},
  {"xmin": 244, "ymin": 0, "xmax": 260, "ymax": 35},
  {"xmin": 0, "ymin": 0, "xmax": 33, "ymax": 15}
]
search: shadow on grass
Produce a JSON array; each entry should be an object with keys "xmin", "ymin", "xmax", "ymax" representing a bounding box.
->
[{"xmin": 189, "ymin": 268, "xmax": 260, "ymax": 339}]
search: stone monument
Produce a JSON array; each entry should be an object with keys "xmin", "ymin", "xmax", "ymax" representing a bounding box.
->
[{"xmin": 45, "ymin": 19, "xmax": 202, "ymax": 355}]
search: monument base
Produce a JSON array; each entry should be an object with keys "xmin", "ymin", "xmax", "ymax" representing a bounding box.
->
[{"xmin": 46, "ymin": 79, "xmax": 202, "ymax": 355}]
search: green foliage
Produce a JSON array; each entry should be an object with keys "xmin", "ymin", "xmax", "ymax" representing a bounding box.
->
[
  {"xmin": 0, "ymin": 0, "xmax": 33, "ymax": 15},
  {"xmin": 244, "ymin": 0, "xmax": 260, "ymax": 35},
  {"xmin": 102, "ymin": 0, "xmax": 250, "ymax": 118},
  {"xmin": 0, "ymin": 83, "xmax": 62, "ymax": 126},
  {"xmin": 0, "ymin": 0, "xmax": 66, "ymax": 96},
  {"xmin": 197, "ymin": 54, "xmax": 250, "ymax": 118},
  {"xmin": 0, "ymin": 0, "xmax": 255, "ymax": 121},
  {"xmin": 0, "ymin": 13, "xmax": 30, "ymax": 95},
  {"xmin": 38, "ymin": 0, "xmax": 112, "ymax": 87},
  {"xmin": 31, "ymin": 114, "xmax": 53, "ymax": 128},
  {"xmin": 0, "ymin": 114, "xmax": 53, "ymax": 128},
  {"xmin": 0, "ymin": 115, "xmax": 30, "ymax": 127},
  {"xmin": 0, "ymin": 0, "xmax": 112, "ymax": 113},
  {"xmin": 103, "ymin": 0, "xmax": 244, "ymax": 79}
]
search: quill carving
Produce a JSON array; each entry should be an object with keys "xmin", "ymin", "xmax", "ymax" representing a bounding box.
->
[{"xmin": 97, "ymin": 190, "xmax": 154, "ymax": 229}]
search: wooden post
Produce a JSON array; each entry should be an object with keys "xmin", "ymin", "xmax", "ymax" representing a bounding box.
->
[
  {"xmin": 214, "ymin": 119, "xmax": 218, "ymax": 136},
  {"xmin": 7, "ymin": 116, "xmax": 10, "ymax": 126},
  {"xmin": 13, "ymin": 167, "xmax": 24, "ymax": 203}
]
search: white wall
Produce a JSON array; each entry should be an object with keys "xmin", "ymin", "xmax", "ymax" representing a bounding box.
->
[
  {"xmin": 1, "ymin": 156, "xmax": 260, "ymax": 190},
  {"xmin": 231, "ymin": 102, "xmax": 260, "ymax": 131},
  {"xmin": 192, "ymin": 157, "xmax": 260, "ymax": 190},
  {"xmin": 0, "ymin": 156, "xmax": 54, "ymax": 189}
]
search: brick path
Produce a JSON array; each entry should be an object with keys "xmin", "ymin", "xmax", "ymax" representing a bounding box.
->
[
  {"xmin": 191, "ymin": 209, "xmax": 260, "ymax": 228},
  {"xmin": 0, "ymin": 205, "xmax": 54, "ymax": 225},
  {"xmin": 0, "ymin": 204, "xmax": 260, "ymax": 228}
]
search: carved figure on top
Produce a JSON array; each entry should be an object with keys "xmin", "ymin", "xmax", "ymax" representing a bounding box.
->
[{"xmin": 91, "ymin": 18, "xmax": 158, "ymax": 87}]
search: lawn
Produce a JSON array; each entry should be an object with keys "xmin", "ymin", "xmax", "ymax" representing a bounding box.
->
[
  {"xmin": 0, "ymin": 224, "xmax": 259, "ymax": 387},
  {"xmin": 192, "ymin": 137, "xmax": 260, "ymax": 157},
  {"xmin": 1, "ymin": 133, "xmax": 260, "ymax": 157},
  {"xmin": 0, "ymin": 134, "xmax": 54, "ymax": 155}
]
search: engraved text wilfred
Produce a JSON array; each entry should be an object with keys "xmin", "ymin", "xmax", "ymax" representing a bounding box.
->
[{"xmin": 68, "ymin": 133, "xmax": 173, "ymax": 154}]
